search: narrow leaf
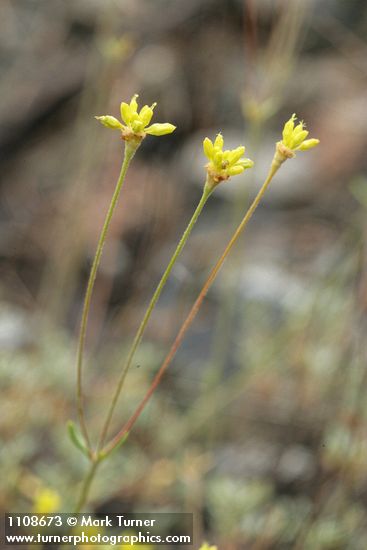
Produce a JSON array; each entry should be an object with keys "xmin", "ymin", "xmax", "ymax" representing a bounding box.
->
[{"xmin": 67, "ymin": 420, "xmax": 89, "ymax": 458}]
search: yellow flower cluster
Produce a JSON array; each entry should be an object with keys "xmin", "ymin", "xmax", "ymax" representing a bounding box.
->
[
  {"xmin": 198, "ymin": 543, "xmax": 217, "ymax": 550},
  {"xmin": 96, "ymin": 94, "xmax": 176, "ymax": 142},
  {"xmin": 277, "ymin": 113, "xmax": 319, "ymax": 160},
  {"xmin": 95, "ymin": 95, "xmax": 319, "ymax": 187},
  {"xmin": 203, "ymin": 133, "xmax": 254, "ymax": 188}
]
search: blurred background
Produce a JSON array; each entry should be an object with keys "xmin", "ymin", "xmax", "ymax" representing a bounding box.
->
[{"xmin": 1, "ymin": 0, "xmax": 367, "ymax": 548}]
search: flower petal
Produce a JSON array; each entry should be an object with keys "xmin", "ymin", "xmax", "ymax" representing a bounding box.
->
[
  {"xmin": 296, "ymin": 138, "xmax": 320, "ymax": 151},
  {"xmin": 95, "ymin": 115, "xmax": 123, "ymax": 130},
  {"xmin": 293, "ymin": 121, "xmax": 306, "ymax": 135},
  {"xmin": 145, "ymin": 123, "xmax": 176, "ymax": 136},
  {"xmin": 132, "ymin": 120, "xmax": 144, "ymax": 132},
  {"xmin": 120, "ymin": 102, "xmax": 131, "ymax": 124},
  {"xmin": 292, "ymin": 129, "xmax": 309, "ymax": 148},
  {"xmin": 228, "ymin": 146, "xmax": 245, "ymax": 166},
  {"xmin": 214, "ymin": 133, "xmax": 224, "ymax": 149},
  {"xmin": 139, "ymin": 104, "xmax": 156, "ymax": 126},
  {"xmin": 214, "ymin": 151, "xmax": 222, "ymax": 168},
  {"xmin": 228, "ymin": 165, "xmax": 245, "ymax": 176},
  {"xmin": 282, "ymin": 113, "xmax": 296, "ymax": 146},
  {"xmin": 236, "ymin": 158, "xmax": 254, "ymax": 169},
  {"xmin": 203, "ymin": 137, "xmax": 214, "ymax": 159},
  {"xmin": 129, "ymin": 94, "xmax": 139, "ymax": 113}
]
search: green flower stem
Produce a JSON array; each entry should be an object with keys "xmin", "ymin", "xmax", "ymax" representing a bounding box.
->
[
  {"xmin": 72, "ymin": 183, "xmax": 212, "ymax": 512},
  {"xmin": 97, "ymin": 183, "xmax": 213, "ymax": 452},
  {"xmin": 76, "ymin": 141, "xmax": 138, "ymax": 452},
  {"xmin": 74, "ymin": 457, "xmax": 101, "ymax": 513},
  {"xmin": 102, "ymin": 160, "xmax": 281, "ymax": 457}
]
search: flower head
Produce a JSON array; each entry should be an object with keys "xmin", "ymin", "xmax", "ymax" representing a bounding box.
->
[
  {"xmin": 198, "ymin": 544, "xmax": 217, "ymax": 550},
  {"xmin": 203, "ymin": 134, "xmax": 253, "ymax": 190},
  {"xmin": 96, "ymin": 94, "xmax": 176, "ymax": 143},
  {"xmin": 276, "ymin": 113, "xmax": 319, "ymax": 162}
]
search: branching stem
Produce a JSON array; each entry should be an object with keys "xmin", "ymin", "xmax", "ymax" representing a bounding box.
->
[
  {"xmin": 97, "ymin": 184, "xmax": 213, "ymax": 452},
  {"xmin": 103, "ymin": 161, "xmax": 280, "ymax": 456}
]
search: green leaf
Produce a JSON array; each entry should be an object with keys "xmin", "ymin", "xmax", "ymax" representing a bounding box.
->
[{"xmin": 67, "ymin": 421, "xmax": 89, "ymax": 458}]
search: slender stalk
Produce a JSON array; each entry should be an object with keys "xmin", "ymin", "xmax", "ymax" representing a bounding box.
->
[
  {"xmin": 76, "ymin": 142, "xmax": 138, "ymax": 452},
  {"xmin": 208, "ymin": 117, "xmax": 263, "ymax": 390},
  {"xmin": 74, "ymin": 458, "xmax": 100, "ymax": 513},
  {"xmin": 72, "ymin": 184, "xmax": 212, "ymax": 511},
  {"xmin": 103, "ymin": 161, "xmax": 280, "ymax": 456},
  {"xmin": 97, "ymin": 184, "xmax": 213, "ymax": 451}
]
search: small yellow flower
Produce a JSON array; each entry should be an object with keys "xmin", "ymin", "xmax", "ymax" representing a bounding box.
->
[
  {"xmin": 198, "ymin": 543, "xmax": 217, "ymax": 550},
  {"xmin": 203, "ymin": 133, "xmax": 253, "ymax": 189},
  {"xmin": 96, "ymin": 94, "xmax": 176, "ymax": 143},
  {"xmin": 276, "ymin": 113, "xmax": 319, "ymax": 161},
  {"xmin": 32, "ymin": 487, "xmax": 61, "ymax": 514}
]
